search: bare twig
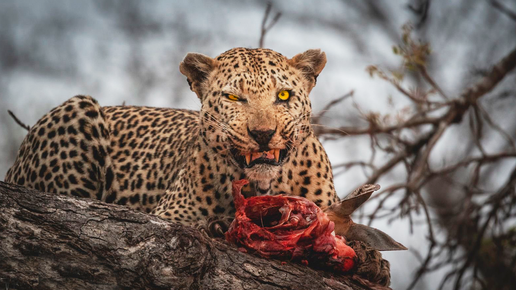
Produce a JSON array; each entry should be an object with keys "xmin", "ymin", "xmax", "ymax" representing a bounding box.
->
[
  {"xmin": 469, "ymin": 106, "xmax": 487, "ymax": 156},
  {"xmin": 476, "ymin": 102, "xmax": 516, "ymax": 150},
  {"xmin": 408, "ymin": 116, "xmax": 453, "ymax": 188},
  {"xmin": 7, "ymin": 110, "xmax": 30, "ymax": 131},
  {"xmin": 312, "ymin": 90, "xmax": 354, "ymax": 124},
  {"xmin": 406, "ymin": 0, "xmax": 431, "ymax": 27},
  {"xmin": 315, "ymin": 116, "xmax": 440, "ymax": 137},
  {"xmin": 365, "ymin": 130, "xmax": 433, "ymax": 185},
  {"xmin": 428, "ymin": 152, "xmax": 516, "ymax": 176},
  {"xmin": 489, "ymin": 0, "xmax": 516, "ymax": 22},
  {"xmin": 418, "ymin": 65, "xmax": 450, "ymax": 100},
  {"xmin": 407, "ymin": 243, "xmax": 436, "ymax": 290},
  {"xmin": 462, "ymin": 46, "xmax": 516, "ymax": 104},
  {"xmin": 259, "ymin": 3, "xmax": 282, "ymax": 48}
]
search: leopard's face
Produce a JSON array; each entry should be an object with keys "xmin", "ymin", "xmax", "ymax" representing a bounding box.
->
[{"xmin": 180, "ymin": 48, "xmax": 326, "ymax": 181}]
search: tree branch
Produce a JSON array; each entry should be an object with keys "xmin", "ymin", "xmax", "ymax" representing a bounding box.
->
[
  {"xmin": 7, "ymin": 110, "xmax": 30, "ymax": 131},
  {"xmin": 488, "ymin": 0, "xmax": 516, "ymax": 22},
  {"xmin": 463, "ymin": 46, "xmax": 516, "ymax": 104},
  {"xmin": 0, "ymin": 181, "xmax": 387, "ymax": 290},
  {"xmin": 259, "ymin": 3, "xmax": 281, "ymax": 48}
]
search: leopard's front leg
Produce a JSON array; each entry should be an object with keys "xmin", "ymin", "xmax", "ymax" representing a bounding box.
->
[{"xmin": 153, "ymin": 170, "xmax": 236, "ymax": 238}]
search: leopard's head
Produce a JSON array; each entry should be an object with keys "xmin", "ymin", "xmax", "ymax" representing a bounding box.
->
[{"xmin": 180, "ymin": 48, "xmax": 326, "ymax": 181}]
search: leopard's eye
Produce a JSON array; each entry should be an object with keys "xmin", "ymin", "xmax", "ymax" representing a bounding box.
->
[
  {"xmin": 227, "ymin": 94, "xmax": 240, "ymax": 101},
  {"xmin": 278, "ymin": 90, "xmax": 290, "ymax": 101}
]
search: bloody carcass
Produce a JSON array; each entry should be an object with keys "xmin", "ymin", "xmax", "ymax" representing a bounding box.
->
[{"xmin": 225, "ymin": 179, "xmax": 356, "ymax": 272}]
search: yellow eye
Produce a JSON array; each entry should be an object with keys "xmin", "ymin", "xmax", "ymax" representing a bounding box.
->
[
  {"xmin": 278, "ymin": 90, "xmax": 290, "ymax": 101},
  {"xmin": 227, "ymin": 94, "xmax": 240, "ymax": 101}
]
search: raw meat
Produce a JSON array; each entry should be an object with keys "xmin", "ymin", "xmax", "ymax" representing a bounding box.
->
[{"xmin": 226, "ymin": 179, "xmax": 356, "ymax": 272}]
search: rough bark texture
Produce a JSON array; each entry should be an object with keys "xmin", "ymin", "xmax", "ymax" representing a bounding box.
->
[{"xmin": 0, "ymin": 181, "xmax": 387, "ymax": 290}]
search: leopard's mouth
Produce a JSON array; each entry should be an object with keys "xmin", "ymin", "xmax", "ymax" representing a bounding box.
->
[{"xmin": 231, "ymin": 148, "xmax": 288, "ymax": 168}]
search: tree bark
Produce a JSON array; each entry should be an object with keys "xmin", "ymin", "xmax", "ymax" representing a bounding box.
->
[{"xmin": 0, "ymin": 181, "xmax": 386, "ymax": 290}]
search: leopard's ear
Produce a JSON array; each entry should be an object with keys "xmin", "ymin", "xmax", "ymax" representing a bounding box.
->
[
  {"xmin": 288, "ymin": 49, "xmax": 327, "ymax": 90},
  {"xmin": 179, "ymin": 53, "xmax": 218, "ymax": 99}
]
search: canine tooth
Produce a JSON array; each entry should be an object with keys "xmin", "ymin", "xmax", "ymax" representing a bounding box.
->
[
  {"xmin": 245, "ymin": 153, "xmax": 251, "ymax": 165},
  {"xmin": 274, "ymin": 149, "xmax": 280, "ymax": 162}
]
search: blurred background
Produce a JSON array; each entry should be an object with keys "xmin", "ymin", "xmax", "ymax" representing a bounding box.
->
[{"xmin": 1, "ymin": 1, "xmax": 516, "ymax": 289}]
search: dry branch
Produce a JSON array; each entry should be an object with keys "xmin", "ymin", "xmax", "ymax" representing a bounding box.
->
[
  {"xmin": 0, "ymin": 181, "xmax": 387, "ymax": 290},
  {"xmin": 258, "ymin": 3, "xmax": 281, "ymax": 48},
  {"xmin": 313, "ymin": 35, "xmax": 516, "ymax": 288},
  {"xmin": 489, "ymin": 0, "xmax": 516, "ymax": 22},
  {"xmin": 7, "ymin": 110, "xmax": 30, "ymax": 131}
]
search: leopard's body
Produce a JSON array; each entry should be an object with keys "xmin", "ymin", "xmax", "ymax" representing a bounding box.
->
[{"xmin": 5, "ymin": 47, "xmax": 338, "ymax": 226}]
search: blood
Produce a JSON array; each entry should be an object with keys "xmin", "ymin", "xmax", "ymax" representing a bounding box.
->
[{"xmin": 226, "ymin": 179, "xmax": 356, "ymax": 273}]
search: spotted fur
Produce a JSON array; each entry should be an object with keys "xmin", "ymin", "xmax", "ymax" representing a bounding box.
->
[{"xmin": 5, "ymin": 48, "xmax": 338, "ymax": 226}]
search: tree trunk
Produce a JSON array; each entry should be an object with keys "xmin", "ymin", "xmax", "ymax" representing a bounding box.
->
[{"xmin": 0, "ymin": 181, "xmax": 386, "ymax": 290}]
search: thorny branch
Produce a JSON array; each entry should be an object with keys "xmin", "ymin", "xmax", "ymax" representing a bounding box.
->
[{"xmin": 313, "ymin": 24, "xmax": 516, "ymax": 289}]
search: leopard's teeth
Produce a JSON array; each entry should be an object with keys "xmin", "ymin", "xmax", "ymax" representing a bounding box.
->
[
  {"xmin": 245, "ymin": 153, "xmax": 251, "ymax": 165},
  {"xmin": 274, "ymin": 149, "xmax": 280, "ymax": 162}
]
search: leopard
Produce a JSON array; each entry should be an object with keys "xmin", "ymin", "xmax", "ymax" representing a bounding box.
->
[
  {"xmin": 6, "ymin": 47, "xmax": 336, "ymax": 224},
  {"xmin": 5, "ymin": 48, "xmax": 402, "ymax": 285}
]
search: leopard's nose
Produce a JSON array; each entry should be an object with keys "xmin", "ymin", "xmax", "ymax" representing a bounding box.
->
[{"xmin": 248, "ymin": 128, "xmax": 276, "ymax": 149}]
